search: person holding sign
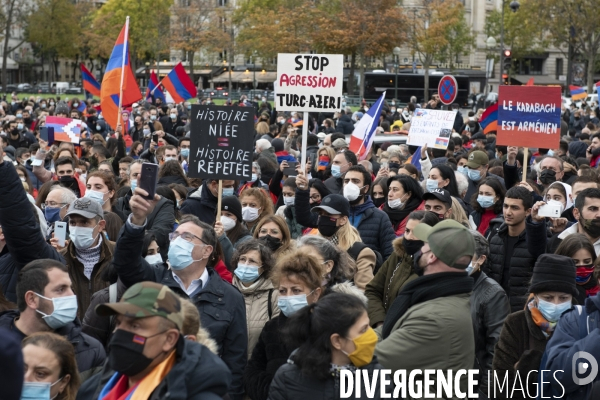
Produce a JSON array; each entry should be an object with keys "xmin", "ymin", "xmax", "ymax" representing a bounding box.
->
[{"xmin": 180, "ymin": 179, "xmax": 237, "ymax": 226}]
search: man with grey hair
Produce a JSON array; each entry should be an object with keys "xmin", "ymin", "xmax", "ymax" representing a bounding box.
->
[
  {"xmin": 44, "ymin": 185, "xmax": 78, "ymax": 238},
  {"xmin": 0, "ymin": 142, "xmax": 65, "ymax": 302},
  {"xmin": 358, "ymin": 160, "xmax": 373, "ymax": 175},
  {"xmin": 255, "ymin": 138, "xmax": 277, "ymax": 166},
  {"xmin": 468, "ymin": 229, "xmax": 510, "ymax": 398}
]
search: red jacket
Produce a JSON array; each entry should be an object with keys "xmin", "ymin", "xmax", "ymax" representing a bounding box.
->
[{"xmin": 213, "ymin": 259, "xmax": 232, "ymax": 283}]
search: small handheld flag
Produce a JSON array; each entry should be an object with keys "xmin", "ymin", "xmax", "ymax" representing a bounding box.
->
[
  {"xmin": 80, "ymin": 63, "xmax": 100, "ymax": 97},
  {"xmin": 570, "ymin": 85, "xmax": 587, "ymax": 101},
  {"xmin": 349, "ymin": 92, "xmax": 386, "ymax": 160},
  {"xmin": 160, "ymin": 62, "xmax": 197, "ymax": 103},
  {"xmin": 146, "ymin": 70, "xmax": 166, "ymax": 103},
  {"xmin": 479, "ymin": 103, "xmax": 498, "ymax": 134}
]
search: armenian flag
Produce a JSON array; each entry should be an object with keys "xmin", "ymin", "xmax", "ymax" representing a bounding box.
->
[
  {"xmin": 80, "ymin": 63, "xmax": 100, "ymax": 97},
  {"xmin": 100, "ymin": 17, "xmax": 142, "ymax": 130},
  {"xmin": 570, "ymin": 85, "xmax": 587, "ymax": 101},
  {"xmin": 160, "ymin": 62, "xmax": 197, "ymax": 103},
  {"xmin": 480, "ymin": 103, "xmax": 498, "ymax": 134},
  {"xmin": 146, "ymin": 70, "xmax": 166, "ymax": 103}
]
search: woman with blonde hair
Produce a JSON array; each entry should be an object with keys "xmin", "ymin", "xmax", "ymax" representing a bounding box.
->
[
  {"xmin": 21, "ymin": 332, "xmax": 80, "ymax": 400},
  {"xmin": 313, "ymin": 145, "xmax": 336, "ymax": 181},
  {"xmin": 241, "ymin": 187, "xmax": 274, "ymax": 233},
  {"xmin": 253, "ymin": 215, "xmax": 295, "ymax": 258},
  {"xmin": 450, "ymin": 196, "xmax": 472, "ymax": 228}
]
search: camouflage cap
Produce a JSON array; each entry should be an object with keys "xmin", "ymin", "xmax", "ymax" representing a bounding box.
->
[{"xmin": 95, "ymin": 282, "xmax": 184, "ymax": 331}]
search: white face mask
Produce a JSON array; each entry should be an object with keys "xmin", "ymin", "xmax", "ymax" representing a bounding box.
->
[
  {"xmin": 343, "ymin": 182, "xmax": 363, "ymax": 202},
  {"xmin": 388, "ymin": 198, "xmax": 402, "ymax": 209},
  {"xmin": 242, "ymin": 206, "xmax": 260, "ymax": 222},
  {"xmin": 170, "ymin": 113, "xmax": 177, "ymax": 120},
  {"xmin": 145, "ymin": 253, "xmax": 163, "ymax": 265},
  {"xmin": 283, "ymin": 196, "xmax": 295, "ymax": 206},
  {"xmin": 220, "ymin": 215, "xmax": 236, "ymax": 231}
]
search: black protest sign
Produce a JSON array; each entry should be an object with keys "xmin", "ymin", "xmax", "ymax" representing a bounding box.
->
[{"xmin": 188, "ymin": 105, "xmax": 255, "ymax": 180}]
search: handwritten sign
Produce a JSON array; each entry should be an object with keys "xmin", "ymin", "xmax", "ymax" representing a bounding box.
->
[
  {"xmin": 188, "ymin": 105, "xmax": 255, "ymax": 180},
  {"xmin": 275, "ymin": 54, "xmax": 343, "ymax": 112},
  {"xmin": 497, "ymin": 86, "xmax": 561, "ymax": 148},
  {"xmin": 407, "ymin": 109, "xmax": 457, "ymax": 149}
]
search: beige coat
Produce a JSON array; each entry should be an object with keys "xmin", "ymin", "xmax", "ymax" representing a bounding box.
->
[{"xmin": 233, "ymin": 276, "xmax": 280, "ymax": 358}]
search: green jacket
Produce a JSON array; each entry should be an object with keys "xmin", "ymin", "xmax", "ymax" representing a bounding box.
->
[
  {"xmin": 374, "ymin": 293, "xmax": 475, "ymax": 400},
  {"xmin": 365, "ymin": 238, "xmax": 418, "ymax": 326}
]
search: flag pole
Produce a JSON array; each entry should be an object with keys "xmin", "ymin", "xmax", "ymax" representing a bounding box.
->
[{"xmin": 116, "ymin": 16, "xmax": 129, "ymax": 137}]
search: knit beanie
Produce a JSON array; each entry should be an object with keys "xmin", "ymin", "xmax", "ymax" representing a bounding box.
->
[
  {"xmin": 271, "ymin": 138, "xmax": 284, "ymax": 152},
  {"xmin": 221, "ymin": 195, "xmax": 243, "ymax": 222},
  {"xmin": 529, "ymin": 254, "xmax": 578, "ymax": 297}
]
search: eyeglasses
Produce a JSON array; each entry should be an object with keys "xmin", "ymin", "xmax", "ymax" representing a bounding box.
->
[
  {"xmin": 41, "ymin": 202, "xmax": 68, "ymax": 210},
  {"xmin": 169, "ymin": 231, "xmax": 206, "ymax": 245}
]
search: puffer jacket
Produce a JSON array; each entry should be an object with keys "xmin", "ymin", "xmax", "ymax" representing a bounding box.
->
[
  {"xmin": 268, "ymin": 353, "xmax": 388, "ymax": 400},
  {"xmin": 77, "ymin": 337, "xmax": 231, "ymax": 400},
  {"xmin": 0, "ymin": 310, "xmax": 105, "ymax": 381},
  {"xmin": 179, "ymin": 182, "xmax": 218, "ymax": 225},
  {"xmin": 60, "ymin": 238, "xmax": 115, "ymax": 321},
  {"xmin": 82, "ymin": 279, "xmax": 127, "ymax": 348},
  {"xmin": 365, "ymin": 238, "xmax": 418, "ymax": 326},
  {"xmin": 233, "ymin": 275, "xmax": 279, "ymax": 358},
  {"xmin": 485, "ymin": 217, "xmax": 546, "ymax": 312},
  {"xmin": 0, "ymin": 161, "xmax": 64, "ymax": 302},
  {"xmin": 349, "ymin": 197, "xmax": 396, "ymax": 260},
  {"xmin": 471, "ymin": 270, "xmax": 511, "ymax": 399}
]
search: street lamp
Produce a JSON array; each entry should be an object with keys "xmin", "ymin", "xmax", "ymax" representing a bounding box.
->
[
  {"xmin": 500, "ymin": 0, "xmax": 520, "ymax": 86},
  {"xmin": 485, "ymin": 37, "xmax": 497, "ymax": 95},
  {"xmin": 393, "ymin": 47, "xmax": 401, "ymax": 101},
  {"xmin": 145, "ymin": 62, "xmax": 150, "ymax": 88},
  {"xmin": 252, "ymin": 51, "xmax": 257, "ymax": 90}
]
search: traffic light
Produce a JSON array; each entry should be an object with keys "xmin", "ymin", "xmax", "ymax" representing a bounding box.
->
[{"xmin": 502, "ymin": 49, "xmax": 512, "ymax": 84}]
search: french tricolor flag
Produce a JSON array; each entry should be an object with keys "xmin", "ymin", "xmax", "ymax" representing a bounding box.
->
[{"xmin": 349, "ymin": 92, "xmax": 386, "ymax": 161}]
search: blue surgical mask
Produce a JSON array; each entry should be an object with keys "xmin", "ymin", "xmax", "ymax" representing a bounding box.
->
[
  {"xmin": 547, "ymin": 150, "xmax": 555, "ymax": 156},
  {"xmin": 536, "ymin": 297, "xmax": 571, "ymax": 322},
  {"xmin": 457, "ymin": 166, "xmax": 468, "ymax": 176},
  {"xmin": 222, "ymin": 187, "xmax": 234, "ymax": 197},
  {"xmin": 234, "ymin": 264, "xmax": 261, "ymax": 283},
  {"xmin": 426, "ymin": 178, "xmax": 439, "ymax": 192},
  {"xmin": 17, "ymin": 123, "xmax": 24, "ymax": 130},
  {"xmin": 84, "ymin": 189, "xmax": 107, "ymax": 205},
  {"xmin": 465, "ymin": 262, "xmax": 475, "ymax": 275},
  {"xmin": 44, "ymin": 207, "xmax": 62, "ymax": 224},
  {"xmin": 130, "ymin": 179, "xmax": 137, "ymax": 193},
  {"xmin": 251, "ymin": 173, "xmax": 258, "ymax": 182},
  {"xmin": 477, "ymin": 195, "xmax": 495, "ymax": 209},
  {"xmin": 180, "ymin": 148, "xmax": 190, "ymax": 158},
  {"xmin": 168, "ymin": 236, "xmax": 202, "ymax": 270},
  {"xmin": 96, "ymin": 124, "xmax": 101, "ymax": 131},
  {"xmin": 283, "ymin": 196, "xmax": 295, "ymax": 206},
  {"xmin": 143, "ymin": 128, "xmax": 150, "ymax": 136},
  {"xmin": 331, "ymin": 164, "xmax": 342, "ymax": 178},
  {"xmin": 20, "ymin": 380, "xmax": 61, "ymax": 400},
  {"xmin": 151, "ymin": 115, "xmax": 157, "ymax": 121},
  {"xmin": 35, "ymin": 293, "xmax": 78, "ymax": 329},
  {"xmin": 278, "ymin": 293, "xmax": 310, "ymax": 317},
  {"xmin": 16, "ymin": 113, "xmax": 22, "ymax": 118},
  {"xmin": 69, "ymin": 225, "xmax": 98, "ymax": 250},
  {"xmin": 467, "ymin": 168, "xmax": 482, "ymax": 182}
]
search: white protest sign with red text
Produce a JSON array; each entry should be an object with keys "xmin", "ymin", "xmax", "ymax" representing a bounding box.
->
[{"xmin": 276, "ymin": 54, "xmax": 343, "ymax": 112}]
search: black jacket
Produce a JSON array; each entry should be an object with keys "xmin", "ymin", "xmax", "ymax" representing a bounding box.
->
[
  {"xmin": 77, "ymin": 337, "xmax": 231, "ymax": 400},
  {"xmin": 180, "ymin": 182, "xmax": 218, "ymax": 226},
  {"xmin": 113, "ymin": 221, "xmax": 248, "ymax": 400},
  {"xmin": 323, "ymin": 176, "xmax": 343, "ymax": 195},
  {"xmin": 335, "ymin": 114, "xmax": 354, "ymax": 135},
  {"xmin": 471, "ymin": 270, "xmax": 510, "ymax": 398},
  {"xmin": 294, "ymin": 188, "xmax": 318, "ymax": 228},
  {"xmin": 0, "ymin": 310, "xmax": 105, "ymax": 381},
  {"xmin": 484, "ymin": 217, "xmax": 546, "ymax": 312},
  {"xmin": 349, "ymin": 198, "xmax": 396, "ymax": 260},
  {"xmin": 160, "ymin": 115, "xmax": 185, "ymax": 135},
  {"xmin": 465, "ymin": 173, "xmax": 506, "ymax": 207},
  {"xmin": 0, "ymin": 161, "xmax": 65, "ymax": 302},
  {"xmin": 115, "ymin": 191, "xmax": 175, "ymax": 260},
  {"xmin": 244, "ymin": 315, "xmax": 292, "ymax": 400},
  {"xmin": 269, "ymin": 353, "xmax": 387, "ymax": 400},
  {"xmin": 82, "ymin": 280, "xmax": 128, "ymax": 348},
  {"xmin": 158, "ymin": 174, "xmax": 189, "ymax": 187}
]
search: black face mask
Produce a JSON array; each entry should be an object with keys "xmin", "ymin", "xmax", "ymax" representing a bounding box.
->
[
  {"xmin": 317, "ymin": 215, "xmax": 340, "ymax": 237},
  {"xmin": 412, "ymin": 250, "xmax": 424, "ymax": 276},
  {"xmin": 259, "ymin": 235, "xmax": 282, "ymax": 252},
  {"xmin": 388, "ymin": 162, "xmax": 400, "ymax": 170},
  {"xmin": 372, "ymin": 197, "xmax": 385, "ymax": 208},
  {"xmin": 580, "ymin": 217, "xmax": 600, "ymax": 239},
  {"xmin": 403, "ymin": 238, "xmax": 424, "ymax": 256},
  {"xmin": 58, "ymin": 175, "xmax": 80, "ymax": 197},
  {"xmin": 540, "ymin": 169, "xmax": 557, "ymax": 185},
  {"xmin": 108, "ymin": 329, "xmax": 165, "ymax": 376}
]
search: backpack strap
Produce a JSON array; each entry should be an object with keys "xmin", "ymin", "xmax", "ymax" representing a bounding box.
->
[
  {"xmin": 267, "ymin": 289, "xmax": 273, "ymax": 320},
  {"xmin": 576, "ymin": 305, "xmax": 589, "ymax": 339}
]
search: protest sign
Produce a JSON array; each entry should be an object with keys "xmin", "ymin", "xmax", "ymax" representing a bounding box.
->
[
  {"xmin": 45, "ymin": 116, "xmax": 82, "ymax": 144},
  {"xmin": 497, "ymin": 86, "xmax": 561, "ymax": 148},
  {"xmin": 188, "ymin": 105, "xmax": 255, "ymax": 180},
  {"xmin": 275, "ymin": 54, "xmax": 343, "ymax": 112},
  {"xmin": 407, "ymin": 109, "xmax": 457, "ymax": 149}
]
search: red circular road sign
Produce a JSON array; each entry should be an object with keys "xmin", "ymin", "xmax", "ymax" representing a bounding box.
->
[{"xmin": 438, "ymin": 75, "xmax": 458, "ymax": 105}]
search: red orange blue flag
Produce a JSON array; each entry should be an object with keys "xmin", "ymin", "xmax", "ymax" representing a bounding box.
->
[
  {"xmin": 80, "ymin": 63, "xmax": 100, "ymax": 97},
  {"xmin": 160, "ymin": 62, "xmax": 197, "ymax": 103},
  {"xmin": 570, "ymin": 85, "xmax": 587, "ymax": 101},
  {"xmin": 100, "ymin": 17, "xmax": 141, "ymax": 130}
]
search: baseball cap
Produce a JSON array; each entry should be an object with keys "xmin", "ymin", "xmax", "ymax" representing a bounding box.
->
[
  {"xmin": 413, "ymin": 219, "xmax": 475, "ymax": 269},
  {"xmin": 96, "ymin": 282, "xmax": 184, "ymax": 331},
  {"xmin": 423, "ymin": 188, "xmax": 452, "ymax": 207},
  {"xmin": 470, "ymin": 132, "xmax": 486, "ymax": 141},
  {"xmin": 466, "ymin": 150, "xmax": 489, "ymax": 169},
  {"xmin": 311, "ymin": 194, "xmax": 350, "ymax": 217},
  {"xmin": 317, "ymin": 132, "xmax": 327, "ymax": 140},
  {"xmin": 65, "ymin": 198, "xmax": 104, "ymax": 219}
]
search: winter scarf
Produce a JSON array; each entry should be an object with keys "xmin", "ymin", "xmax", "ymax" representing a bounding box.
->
[
  {"xmin": 382, "ymin": 196, "xmax": 421, "ymax": 228},
  {"xmin": 526, "ymin": 296, "xmax": 556, "ymax": 337},
  {"xmin": 381, "ymin": 272, "xmax": 473, "ymax": 339}
]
